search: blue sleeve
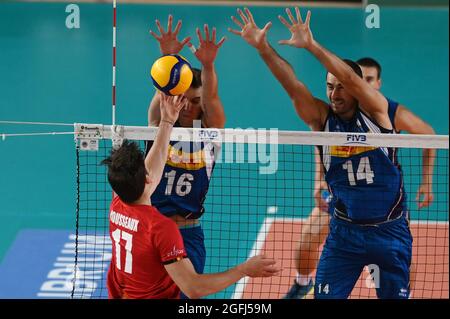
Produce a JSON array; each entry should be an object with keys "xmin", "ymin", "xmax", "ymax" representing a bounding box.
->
[{"xmin": 386, "ymin": 97, "xmax": 399, "ymax": 131}]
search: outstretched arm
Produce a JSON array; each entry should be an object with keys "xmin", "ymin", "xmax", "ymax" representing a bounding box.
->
[
  {"xmin": 278, "ymin": 7, "xmax": 390, "ymax": 129},
  {"xmin": 395, "ymin": 105, "xmax": 436, "ymax": 208},
  {"xmin": 165, "ymin": 255, "xmax": 280, "ymax": 299},
  {"xmin": 190, "ymin": 25, "xmax": 226, "ymax": 128},
  {"xmin": 148, "ymin": 15, "xmax": 191, "ymax": 126},
  {"xmin": 145, "ymin": 94, "xmax": 186, "ymax": 194},
  {"xmin": 228, "ymin": 8, "xmax": 328, "ymax": 130}
]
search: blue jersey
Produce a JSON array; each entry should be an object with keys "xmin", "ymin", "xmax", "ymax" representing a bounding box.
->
[
  {"xmin": 320, "ymin": 107, "xmax": 406, "ymax": 223},
  {"xmin": 387, "ymin": 97, "xmax": 399, "ymax": 132},
  {"xmin": 145, "ymin": 129, "xmax": 218, "ymax": 220}
]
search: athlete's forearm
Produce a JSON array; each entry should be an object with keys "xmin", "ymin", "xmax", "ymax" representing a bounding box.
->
[
  {"xmin": 308, "ymin": 40, "xmax": 357, "ymax": 87},
  {"xmin": 144, "ymin": 121, "xmax": 172, "ymax": 183},
  {"xmin": 258, "ymin": 42, "xmax": 303, "ymax": 99},
  {"xmin": 200, "ymin": 64, "xmax": 226, "ymax": 128},
  {"xmin": 421, "ymin": 148, "xmax": 436, "ymax": 185},
  {"xmin": 189, "ymin": 266, "xmax": 245, "ymax": 298},
  {"xmin": 314, "ymin": 148, "xmax": 324, "ymax": 187}
]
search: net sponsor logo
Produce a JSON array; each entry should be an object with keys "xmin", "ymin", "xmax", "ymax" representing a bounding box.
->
[
  {"xmin": 198, "ymin": 129, "xmax": 220, "ymax": 141},
  {"xmin": 345, "ymin": 134, "xmax": 368, "ymax": 145}
]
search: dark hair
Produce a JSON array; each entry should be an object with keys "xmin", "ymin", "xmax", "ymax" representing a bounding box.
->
[
  {"xmin": 343, "ymin": 59, "xmax": 363, "ymax": 78},
  {"xmin": 101, "ymin": 140, "xmax": 146, "ymax": 203},
  {"xmin": 357, "ymin": 57, "xmax": 382, "ymax": 79},
  {"xmin": 326, "ymin": 59, "xmax": 363, "ymax": 79},
  {"xmin": 190, "ymin": 68, "xmax": 202, "ymax": 89}
]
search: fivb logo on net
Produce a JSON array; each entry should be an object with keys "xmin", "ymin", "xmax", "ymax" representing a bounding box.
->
[{"xmin": 170, "ymin": 120, "xmax": 279, "ymax": 175}]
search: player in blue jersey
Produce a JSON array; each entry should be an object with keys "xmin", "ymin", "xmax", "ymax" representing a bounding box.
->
[
  {"xmin": 282, "ymin": 57, "xmax": 436, "ymax": 299},
  {"xmin": 230, "ymin": 7, "xmax": 417, "ymax": 298},
  {"xmin": 148, "ymin": 15, "xmax": 226, "ymax": 298}
]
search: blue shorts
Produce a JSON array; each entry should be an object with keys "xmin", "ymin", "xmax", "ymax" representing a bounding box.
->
[
  {"xmin": 315, "ymin": 216, "xmax": 412, "ymax": 299},
  {"xmin": 179, "ymin": 225, "xmax": 206, "ymax": 299}
]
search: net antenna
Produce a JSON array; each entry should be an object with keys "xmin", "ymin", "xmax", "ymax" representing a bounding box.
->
[{"xmin": 111, "ymin": 0, "xmax": 123, "ymax": 150}]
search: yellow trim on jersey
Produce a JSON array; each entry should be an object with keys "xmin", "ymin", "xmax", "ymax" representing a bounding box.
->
[
  {"xmin": 330, "ymin": 145, "xmax": 377, "ymax": 158},
  {"xmin": 166, "ymin": 145, "xmax": 207, "ymax": 170}
]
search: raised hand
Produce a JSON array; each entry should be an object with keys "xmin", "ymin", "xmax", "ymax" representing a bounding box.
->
[
  {"xmin": 228, "ymin": 7, "xmax": 272, "ymax": 50},
  {"xmin": 159, "ymin": 93, "xmax": 187, "ymax": 124},
  {"xmin": 149, "ymin": 15, "xmax": 191, "ymax": 55},
  {"xmin": 190, "ymin": 24, "xmax": 226, "ymax": 67},
  {"xmin": 278, "ymin": 7, "xmax": 314, "ymax": 49}
]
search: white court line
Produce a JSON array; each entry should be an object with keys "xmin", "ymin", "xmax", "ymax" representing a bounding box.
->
[
  {"xmin": 231, "ymin": 215, "xmax": 448, "ymax": 299},
  {"xmin": 231, "ymin": 217, "xmax": 274, "ymax": 299}
]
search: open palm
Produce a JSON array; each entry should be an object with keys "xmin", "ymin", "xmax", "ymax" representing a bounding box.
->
[
  {"xmin": 149, "ymin": 15, "xmax": 191, "ymax": 55},
  {"xmin": 228, "ymin": 8, "xmax": 272, "ymax": 50},
  {"xmin": 278, "ymin": 7, "xmax": 314, "ymax": 49},
  {"xmin": 192, "ymin": 24, "xmax": 226, "ymax": 66}
]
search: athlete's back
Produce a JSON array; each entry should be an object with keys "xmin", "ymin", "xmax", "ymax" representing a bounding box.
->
[{"xmin": 107, "ymin": 196, "xmax": 187, "ymax": 299}]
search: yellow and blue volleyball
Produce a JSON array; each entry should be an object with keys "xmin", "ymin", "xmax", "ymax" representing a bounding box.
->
[{"xmin": 150, "ymin": 54, "xmax": 193, "ymax": 96}]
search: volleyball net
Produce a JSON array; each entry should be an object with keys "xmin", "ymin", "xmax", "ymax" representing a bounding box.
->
[{"xmin": 72, "ymin": 123, "xmax": 448, "ymax": 299}]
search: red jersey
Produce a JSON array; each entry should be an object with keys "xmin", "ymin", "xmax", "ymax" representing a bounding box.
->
[{"xmin": 107, "ymin": 196, "xmax": 187, "ymax": 299}]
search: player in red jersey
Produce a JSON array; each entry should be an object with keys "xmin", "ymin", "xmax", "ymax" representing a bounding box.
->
[{"xmin": 102, "ymin": 93, "xmax": 280, "ymax": 299}]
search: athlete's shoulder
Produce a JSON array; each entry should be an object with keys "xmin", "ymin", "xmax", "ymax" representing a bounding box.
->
[
  {"xmin": 385, "ymin": 97, "xmax": 400, "ymax": 109},
  {"xmin": 148, "ymin": 206, "xmax": 178, "ymax": 229}
]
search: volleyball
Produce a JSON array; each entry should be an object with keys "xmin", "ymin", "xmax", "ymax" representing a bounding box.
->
[{"xmin": 150, "ymin": 54, "xmax": 193, "ymax": 96}]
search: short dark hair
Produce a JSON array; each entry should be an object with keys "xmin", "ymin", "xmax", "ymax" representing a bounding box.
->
[
  {"xmin": 357, "ymin": 57, "xmax": 382, "ymax": 79},
  {"xmin": 343, "ymin": 59, "xmax": 363, "ymax": 78},
  {"xmin": 326, "ymin": 59, "xmax": 363, "ymax": 79},
  {"xmin": 101, "ymin": 140, "xmax": 146, "ymax": 203},
  {"xmin": 190, "ymin": 68, "xmax": 202, "ymax": 89}
]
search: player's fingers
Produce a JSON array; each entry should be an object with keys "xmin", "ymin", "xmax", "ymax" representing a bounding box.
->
[
  {"xmin": 262, "ymin": 21, "xmax": 272, "ymax": 34},
  {"xmin": 149, "ymin": 30, "xmax": 161, "ymax": 40},
  {"xmin": 305, "ymin": 10, "xmax": 312, "ymax": 26},
  {"xmin": 278, "ymin": 15, "xmax": 292, "ymax": 30},
  {"xmin": 261, "ymin": 258, "xmax": 277, "ymax": 266},
  {"xmin": 167, "ymin": 14, "xmax": 173, "ymax": 33},
  {"xmin": 227, "ymin": 28, "xmax": 242, "ymax": 36},
  {"xmin": 187, "ymin": 42, "xmax": 197, "ymax": 54},
  {"xmin": 217, "ymin": 36, "xmax": 226, "ymax": 48},
  {"xmin": 204, "ymin": 24, "xmax": 210, "ymax": 41},
  {"xmin": 295, "ymin": 7, "xmax": 303, "ymax": 23},
  {"xmin": 415, "ymin": 190, "xmax": 421, "ymax": 201},
  {"xmin": 237, "ymin": 8, "xmax": 249, "ymax": 24},
  {"xmin": 176, "ymin": 97, "xmax": 187, "ymax": 111},
  {"xmin": 244, "ymin": 7, "xmax": 255, "ymax": 24},
  {"xmin": 173, "ymin": 20, "xmax": 182, "ymax": 35},
  {"xmin": 231, "ymin": 16, "xmax": 244, "ymax": 30},
  {"xmin": 196, "ymin": 27, "xmax": 204, "ymax": 43},
  {"xmin": 278, "ymin": 39, "xmax": 291, "ymax": 45},
  {"xmin": 211, "ymin": 27, "xmax": 217, "ymax": 43},
  {"xmin": 421, "ymin": 194, "xmax": 433, "ymax": 208},
  {"xmin": 155, "ymin": 19, "xmax": 165, "ymax": 34},
  {"xmin": 286, "ymin": 7, "xmax": 296, "ymax": 24},
  {"xmin": 180, "ymin": 36, "xmax": 191, "ymax": 47}
]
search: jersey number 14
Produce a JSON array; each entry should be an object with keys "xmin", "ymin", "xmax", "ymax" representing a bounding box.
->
[{"xmin": 342, "ymin": 156, "xmax": 374, "ymax": 186}]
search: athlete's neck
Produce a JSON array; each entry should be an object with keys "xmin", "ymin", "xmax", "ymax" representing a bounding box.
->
[
  {"xmin": 336, "ymin": 107, "xmax": 357, "ymax": 122},
  {"xmin": 132, "ymin": 193, "xmax": 152, "ymax": 206}
]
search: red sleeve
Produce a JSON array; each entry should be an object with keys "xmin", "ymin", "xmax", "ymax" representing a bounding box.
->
[{"xmin": 153, "ymin": 218, "xmax": 187, "ymax": 265}]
